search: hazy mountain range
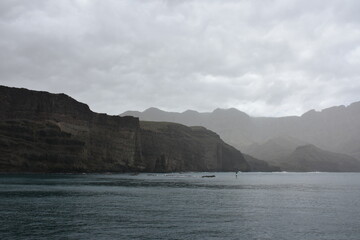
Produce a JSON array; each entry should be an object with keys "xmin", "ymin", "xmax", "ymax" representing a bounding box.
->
[
  {"xmin": 122, "ymin": 102, "xmax": 360, "ymax": 171},
  {"xmin": 1, "ymin": 85, "xmax": 359, "ymax": 172},
  {"xmin": 280, "ymin": 144, "xmax": 360, "ymax": 172}
]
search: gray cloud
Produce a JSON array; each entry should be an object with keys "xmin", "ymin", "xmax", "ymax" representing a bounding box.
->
[{"xmin": 1, "ymin": 0, "xmax": 360, "ymax": 116}]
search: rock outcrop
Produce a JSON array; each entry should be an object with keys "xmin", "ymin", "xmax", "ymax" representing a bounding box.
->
[
  {"xmin": 0, "ymin": 85, "xmax": 249, "ymax": 173},
  {"xmin": 140, "ymin": 122, "xmax": 249, "ymax": 172},
  {"xmin": 0, "ymin": 86, "xmax": 144, "ymax": 172}
]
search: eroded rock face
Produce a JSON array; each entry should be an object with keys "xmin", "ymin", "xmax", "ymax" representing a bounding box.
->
[
  {"xmin": 140, "ymin": 122, "xmax": 250, "ymax": 172},
  {"xmin": 0, "ymin": 86, "xmax": 144, "ymax": 172},
  {"xmin": 0, "ymin": 85, "xmax": 249, "ymax": 173}
]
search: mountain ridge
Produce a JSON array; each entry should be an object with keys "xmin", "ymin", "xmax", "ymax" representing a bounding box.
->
[
  {"xmin": 278, "ymin": 144, "xmax": 360, "ymax": 172},
  {"xmin": 121, "ymin": 102, "xmax": 360, "ymax": 160},
  {"xmin": 0, "ymin": 85, "xmax": 250, "ymax": 173},
  {"xmin": 123, "ymin": 101, "xmax": 360, "ymax": 119}
]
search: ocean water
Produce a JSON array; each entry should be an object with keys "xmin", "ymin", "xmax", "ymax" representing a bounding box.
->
[{"xmin": 1, "ymin": 172, "xmax": 360, "ymax": 240}]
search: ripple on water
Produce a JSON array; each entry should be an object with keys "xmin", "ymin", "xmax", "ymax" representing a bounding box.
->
[{"xmin": 1, "ymin": 172, "xmax": 360, "ymax": 240}]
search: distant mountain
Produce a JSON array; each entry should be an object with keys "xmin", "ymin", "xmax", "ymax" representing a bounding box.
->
[
  {"xmin": 278, "ymin": 145, "xmax": 360, "ymax": 172},
  {"xmin": 244, "ymin": 136, "xmax": 307, "ymax": 161},
  {"xmin": 121, "ymin": 102, "xmax": 360, "ymax": 160},
  {"xmin": 122, "ymin": 107, "xmax": 253, "ymax": 148},
  {"xmin": 243, "ymin": 154, "xmax": 281, "ymax": 172}
]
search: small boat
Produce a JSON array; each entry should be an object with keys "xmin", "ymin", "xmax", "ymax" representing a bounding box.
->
[{"xmin": 201, "ymin": 175, "xmax": 215, "ymax": 178}]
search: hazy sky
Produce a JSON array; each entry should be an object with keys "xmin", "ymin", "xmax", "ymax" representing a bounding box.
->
[{"xmin": 1, "ymin": 0, "xmax": 360, "ymax": 116}]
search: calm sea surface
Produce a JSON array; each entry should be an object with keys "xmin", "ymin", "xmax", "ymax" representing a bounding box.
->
[{"xmin": 1, "ymin": 172, "xmax": 360, "ymax": 240}]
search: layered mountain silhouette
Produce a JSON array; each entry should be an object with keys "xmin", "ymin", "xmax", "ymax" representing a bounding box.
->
[
  {"xmin": 278, "ymin": 144, "xmax": 360, "ymax": 172},
  {"xmin": 243, "ymin": 154, "xmax": 281, "ymax": 172},
  {"xmin": 3, "ymin": 85, "xmax": 359, "ymax": 172},
  {"xmin": 0, "ymin": 86, "xmax": 250, "ymax": 173},
  {"xmin": 121, "ymin": 104, "xmax": 360, "ymax": 158},
  {"xmin": 122, "ymin": 103, "xmax": 360, "ymax": 171},
  {"xmin": 245, "ymin": 136, "xmax": 307, "ymax": 161}
]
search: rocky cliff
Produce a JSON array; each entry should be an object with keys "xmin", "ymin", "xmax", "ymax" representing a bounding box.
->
[
  {"xmin": 140, "ymin": 122, "xmax": 249, "ymax": 172},
  {"xmin": 0, "ymin": 85, "xmax": 249, "ymax": 173},
  {"xmin": 0, "ymin": 86, "xmax": 144, "ymax": 172}
]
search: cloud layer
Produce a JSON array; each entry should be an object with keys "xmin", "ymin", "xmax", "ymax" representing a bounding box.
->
[{"xmin": 1, "ymin": 0, "xmax": 360, "ymax": 116}]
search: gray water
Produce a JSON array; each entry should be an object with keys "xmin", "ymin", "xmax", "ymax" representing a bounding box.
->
[{"xmin": 1, "ymin": 172, "xmax": 360, "ymax": 240}]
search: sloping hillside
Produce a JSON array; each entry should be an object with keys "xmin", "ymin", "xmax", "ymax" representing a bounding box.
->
[{"xmin": 278, "ymin": 145, "xmax": 360, "ymax": 172}]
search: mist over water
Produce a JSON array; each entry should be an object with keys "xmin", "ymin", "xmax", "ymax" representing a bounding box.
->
[{"xmin": 1, "ymin": 172, "xmax": 360, "ymax": 240}]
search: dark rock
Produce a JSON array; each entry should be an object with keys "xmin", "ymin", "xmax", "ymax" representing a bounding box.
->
[
  {"xmin": 243, "ymin": 154, "xmax": 281, "ymax": 172},
  {"xmin": 0, "ymin": 85, "xmax": 250, "ymax": 173},
  {"xmin": 140, "ymin": 122, "xmax": 249, "ymax": 172},
  {"xmin": 0, "ymin": 86, "xmax": 145, "ymax": 173}
]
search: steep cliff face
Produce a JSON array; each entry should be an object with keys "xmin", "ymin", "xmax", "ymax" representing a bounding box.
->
[
  {"xmin": 140, "ymin": 122, "xmax": 250, "ymax": 172},
  {"xmin": 0, "ymin": 86, "xmax": 249, "ymax": 173},
  {"xmin": 0, "ymin": 86, "xmax": 144, "ymax": 172}
]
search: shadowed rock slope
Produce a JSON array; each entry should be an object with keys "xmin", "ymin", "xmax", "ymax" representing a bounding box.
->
[
  {"xmin": 0, "ymin": 85, "xmax": 249, "ymax": 173},
  {"xmin": 0, "ymin": 86, "xmax": 144, "ymax": 172},
  {"xmin": 245, "ymin": 136, "xmax": 307, "ymax": 162},
  {"xmin": 141, "ymin": 122, "xmax": 249, "ymax": 172},
  {"xmin": 243, "ymin": 154, "xmax": 281, "ymax": 172},
  {"xmin": 277, "ymin": 145, "xmax": 360, "ymax": 172}
]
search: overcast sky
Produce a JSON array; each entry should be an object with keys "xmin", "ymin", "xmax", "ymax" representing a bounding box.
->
[{"xmin": 1, "ymin": 0, "xmax": 360, "ymax": 117}]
